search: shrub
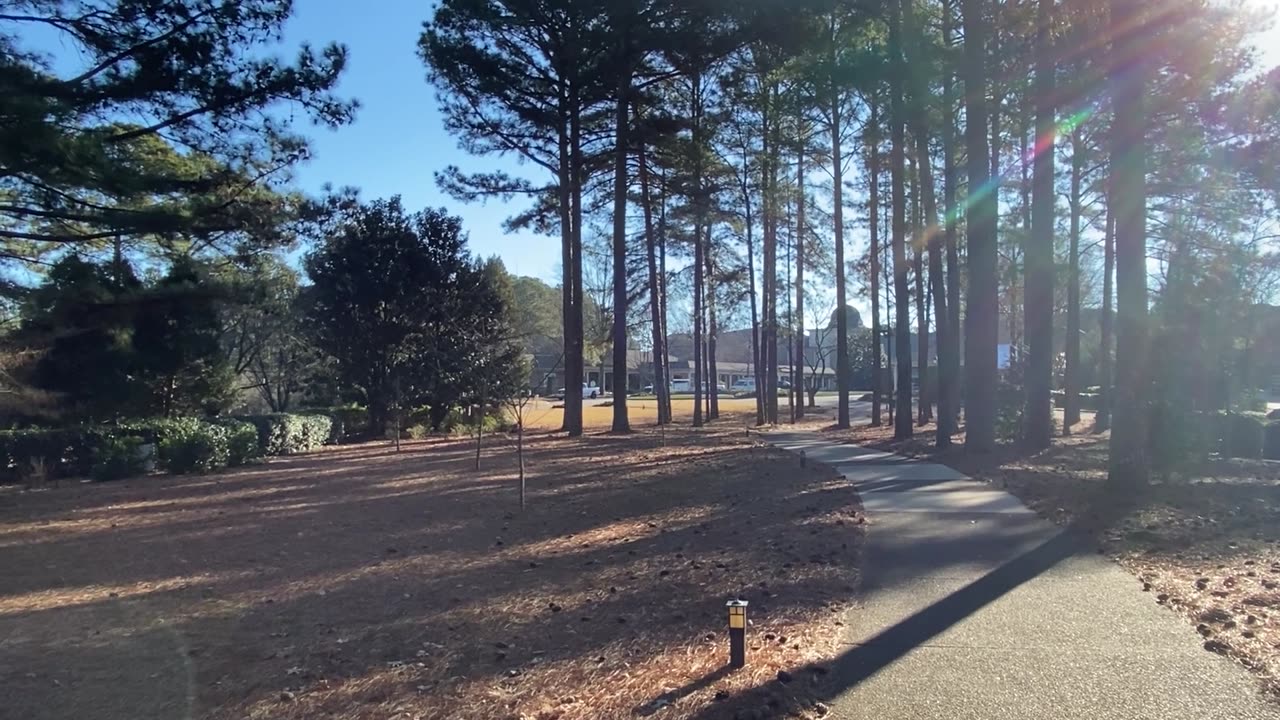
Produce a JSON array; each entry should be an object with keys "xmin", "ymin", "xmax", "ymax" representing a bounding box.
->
[
  {"xmin": 215, "ymin": 419, "xmax": 262, "ymax": 467},
  {"xmin": 1239, "ymin": 388, "xmax": 1269, "ymax": 413},
  {"xmin": 1150, "ymin": 405, "xmax": 1215, "ymax": 475},
  {"xmin": 0, "ymin": 429, "xmax": 70, "ymax": 482},
  {"xmin": 157, "ymin": 418, "xmax": 230, "ymax": 474},
  {"xmin": 91, "ymin": 435, "xmax": 147, "ymax": 482},
  {"xmin": 1266, "ymin": 423, "xmax": 1280, "ymax": 461},
  {"xmin": 235, "ymin": 413, "xmax": 332, "ymax": 456},
  {"xmin": 297, "ymin": 414, "xmax": 332, "ymax": 451},
  {"xmin": 1223, "ymin": 413, "xmax": 1266, "ymax": 459}
]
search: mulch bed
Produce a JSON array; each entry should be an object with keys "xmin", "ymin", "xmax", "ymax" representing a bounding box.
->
[{"xmin": 0, "ymin": 424, "xmax": 863, "ymax": 720}]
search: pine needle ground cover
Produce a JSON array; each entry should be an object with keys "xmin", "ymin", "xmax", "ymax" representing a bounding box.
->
[{"xmin": 0, "ymin": 425, "xmax": 862, "ymax": 720}]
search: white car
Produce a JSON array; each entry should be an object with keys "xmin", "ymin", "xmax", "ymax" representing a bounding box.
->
[
  {"xmin": 555, "ymin": 384, "xmax": 600, "ymax": 400},
  {"xmin": 732, "ymin": 378, "xmax": 757, "ymax": 392}
]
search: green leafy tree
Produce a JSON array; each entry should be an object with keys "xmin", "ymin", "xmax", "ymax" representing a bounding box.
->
[
  {"xmin": 305, "ymin": 198, "xmax": 522, "ymax": 434},
  {"xmin": 132, "ymin": 257, "xmax": 238, "ymax": 417}
]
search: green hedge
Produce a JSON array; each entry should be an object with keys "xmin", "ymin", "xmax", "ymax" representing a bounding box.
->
[
  {"xmin": 1223, "ymin": 412, "xmax": 1266, "ymax": 459},
  {"xmin": 215, "ymin": 419, "xmax": 262, "ymax": 467},
  {"xmin": 235, "ymin": 413, "xmax": 331, "ymax": 455},
  {"xmin": 157, "ymin": 419, "xmax": 229, "ymax": 474},
  {"xmin": 0, "ymin": 411, "xmax": 332, "ymax": 483},
  {"xmin": 1265, "ymin": 422, "xmax": 1280, "ymax": 461}
]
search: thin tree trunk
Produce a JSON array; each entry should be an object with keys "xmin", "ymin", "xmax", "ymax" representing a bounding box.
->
[
  {"xmin": 741, "ymin": 144, "xmax": 765, "ymax": 427},
  {"xmin": 869, "ymin": 97, "xmax": 883, "ymax": 427},
  {"xmin": 1096, "ymin": 183, "xmax": 1114, "ymax": 432},
  {"xmin": 639, "ymin": 138, "xmax": 669, "ymax": 425},
  {"xmin": 963, "ymin": 0, "xmax": 998, "ymax": 451},
  {"xmin": 566, "ymin": 93, "xmax": 586, "ymax": 437},
  {"xmin": 1108, "ymin": 0, "xmax": 1150, "ymax": 487},
  {"xmin": 764, "ymin": 83, "xmax": 780, "ymax": 425},
  {"xmin": 795, "ymin": 121, "xmax": 807, "ymax": 420},
  {"xmin": 707, "ymin": 224, "xmax": 720, "ymax": 420},
  {"xmin": 913, "ymin": 159, "xmax": 929, "ymax": 427},
  {"xmin": 942, "ymin": 0, "xmax": 962, "ymax": 430},
  {"xmin": 1064, "ymin": 128, "xmax": 1084, "ymax": 433},
  {"xmin": 610, "ymin": 66, "xmax": 631, "ymax": 433},
  {"xmin": 694, "ymin": 218, "xmax": 705, "ymax": 428},
  {"xmin": 831, "ymin": 24, "xmax": 851, "ymax": 429},
  {"xmin": 1024, "ymin": 0, "xmax": 1055, "ymax": 449},
  {"xmin": 912, "ymin": 114, "xmax": 951, "ymax": 443},
  {"xmin": 883, "ymin": 174, "xmax": 896, "ymax": 426},
  {"xmin": 890, "ymin": 0, "xmax": 913, "ymax": 440},
  {"xmin": 557, "ymin": 106, "xmax": 577, "ymax": 435}
]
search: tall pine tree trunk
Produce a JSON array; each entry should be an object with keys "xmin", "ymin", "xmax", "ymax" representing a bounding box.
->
[
  {"xmin": 1024, "ymin": 0, "xmax": 1055, "ymax": 448},
  {"xmin": 1096, "ymin": 185, "xmax": 1114, "ymax": 432},
  {"xmin": 890, "ymin": 0, "xmax": 913, "ymax": 440},
  {"xmin": 869, "ymin": 98, "xmax": 883, "ymax": 427},
  {"xmin": 707, "ymin": 224, "xmax": 720, "ymax": 420},
  {"xmin": 913, "ymin": 160, "xmax": 929, "ymax": 427},
  {"xmin": 795, "ymin": 124, "xmax": 807, "ymax": 419},
  {"xmin": 831, "ymin": 24, "xmax": 851, "ymax": 429},
  {"xmin": 963, "ymin": 0, "xmax": 998, "ymax": 451},
  {"xmin": 639, "ymin": 138, "xmax": 670, "ymax": 425},
  {"xmin": 565, "ymin": 93, "xmax": 586, "ymax": 437},
  {"xmin": 1064, "ymin": 127, "xmax": 1084, "ymax": 433},
  {"xmin": 1108, "ymin": 0, "xmax": 1150, "ymax": 487},
  {"xmin": 903, "ymin": 0, "xmax": 944, "ymax": 433},
  {"xmin": 764, "ymin": 83, "xmax": 780, "ymax": 425},
  {"xmin": 741, "ymin": 145, "xmax": 765, "ymax": 427},
  {"xmin": 942, "ymin": 0, "xmax": 962, "ymax": 429},
  {"xmin": 694, "ymin": 218, "xmax": 705, "ymax": 428},
  {"xmin": 610, "ymin": 64, "xmax": 631, "ymax": 433}
]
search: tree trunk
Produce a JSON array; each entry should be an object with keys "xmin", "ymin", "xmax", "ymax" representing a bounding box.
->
[
  {"xmin": 742, "ymin": 145, "xmax": 765, "ymax": 427},
  {"xmin": 831, "ymin": 27, "xmax": 851, "ymax": 430},
  {"xmin": 1024, "ymin": 0, "xmax": 1055, "ymax": 449},
  {"xmin": 795, "ymin": 122, "xmax": 807, "ymax": 420},
  {"xmin": 763, "ymin": 83, "xmax": 780, "ymax": 425},
  {"xmin": 913, "ymin": 160, "xmax": 929, "ymax": 427},
  {"xmin": 639, "ymin": 138, "xmax": 670, "ymax": 425},
  {"xmin": 1096, "ymin": 183, "xmax": 1115, "ymax": 432},
  {"xmin": 909, "ymin": 98, "xmax": 951, "ymax": 444},
  {"xmin": 942, "ymin": 0, "xmax": 962, "ymax": 430},
  {"xmin": 706, "ymin": 224, "xmax": 720, "ymax": 420},
  {"xmin": 1108, "ymin": 0, "xmax": 1149, "ymax": 487},
  {"xmin": 694, "ymin": 218, "xmax": 705, "ymax": 428},
  {"xmin": 963, "ymin": 0, "xmax": 998, "ymax": 451},
  {"xmin": 556, "ymin": 106, "xmax": 578, "ymax": 435},
  {"xmin": 869, "ymin": 97, "xmax": 883, "ymax": 427},
  {"xmin": 890, "ymin": 0, "xmax": 913, "ymax": 440},
  {"xmin": 1064, "ymin": 127, "xmax": 1084, "ymax": 433},
  {"xmin": 610, "ymin": 68, "xmax": 631, "ymax": 433},
  {"xmin": 692, "ymin": 72, "xmax": 706, "ymax": 428},
  {"xmin": 565, "ymin": 93, "xmax": 586, "ymax": 437}
]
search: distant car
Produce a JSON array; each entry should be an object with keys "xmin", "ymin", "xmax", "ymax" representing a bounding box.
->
[
  {"xmin": 554, "ymin": 384, "xmax": 600, "ymax": 400},
  {"xmin": 670, "ymin": 379, "xmax": 692, "ymax": 394},
  {"xmin": 732, "ymin": 378, "xmax": 757, "ymax": 392}
]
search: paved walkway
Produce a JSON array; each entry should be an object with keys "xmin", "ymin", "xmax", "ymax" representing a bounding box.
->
[{"xmin": 764, "ymin": 431, "xmax": 1277, "ymax": 719}]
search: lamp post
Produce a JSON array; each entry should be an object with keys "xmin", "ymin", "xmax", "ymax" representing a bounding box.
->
[{"xmin": 726, "ymin": 599, "xmax": 748, "ymax": 668}]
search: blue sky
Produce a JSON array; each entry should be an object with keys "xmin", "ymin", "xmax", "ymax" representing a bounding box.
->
[{"xmin": 283, "ymin": 0, "xmax": 554, "ymax": 279}]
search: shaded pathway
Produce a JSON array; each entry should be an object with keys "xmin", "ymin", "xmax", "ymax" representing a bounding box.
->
[{"xmin": 763, "ymin": 431, "xmax": 1276, "ymax": 719}]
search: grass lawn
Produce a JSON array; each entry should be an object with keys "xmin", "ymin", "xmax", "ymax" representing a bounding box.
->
[
  {"xmin": 0, "ymin": 424, "xmax": 862, "ymax": 720},
  {"xmin": 819, "ymin": 412, "xmax": 1280, "ymax": 698}
]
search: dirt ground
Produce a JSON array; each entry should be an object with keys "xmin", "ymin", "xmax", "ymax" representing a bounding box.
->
[
  {"xmin": 817, "ymin": 411, "xmax": 1280, "ymax": 698},
  {"xmin": 0, "ymin": 422, "xmax": 862, "ymax": 720}
]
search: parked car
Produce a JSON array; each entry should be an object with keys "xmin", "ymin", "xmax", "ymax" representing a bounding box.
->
[
  {"xmin": 732, "ymin": 378, "xmax": 756, "ymax": 392},
  {"xmin": 554, "ymin": 384, "xmax": 601, "ymax": 400}
]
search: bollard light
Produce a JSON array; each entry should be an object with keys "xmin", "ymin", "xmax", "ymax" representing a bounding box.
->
[{"xmin": 726, "ymin": 599, "xmax": 748, "ymax": 668}]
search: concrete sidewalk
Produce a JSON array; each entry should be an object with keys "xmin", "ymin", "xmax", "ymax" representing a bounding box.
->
[{"xmin": 764, "ymin": 431, "xmax": 1277, "ymax": 719}]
